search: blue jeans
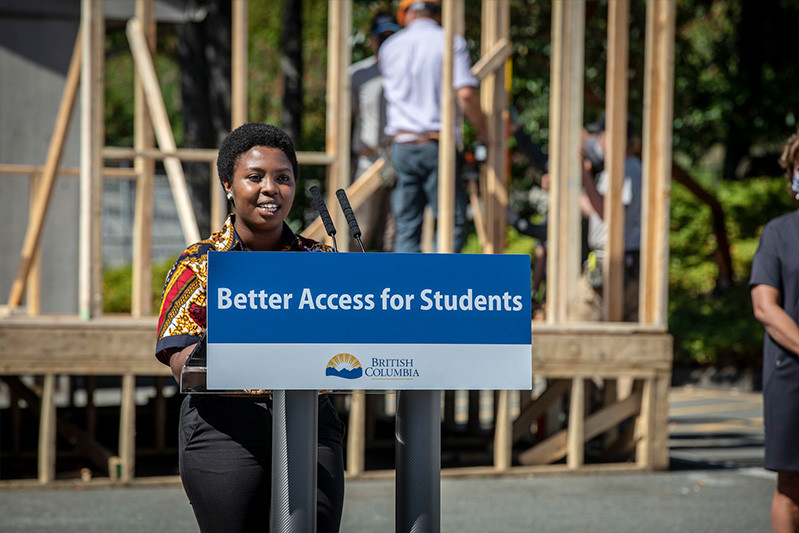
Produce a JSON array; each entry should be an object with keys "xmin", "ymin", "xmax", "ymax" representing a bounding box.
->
[{"xmin": 390, "ymin": 142, "xmax": 467, "ymax": 253}]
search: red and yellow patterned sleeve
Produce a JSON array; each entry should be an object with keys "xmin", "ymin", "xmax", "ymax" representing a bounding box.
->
[{"xmin": 155, "ymin": 257, "xmax": 207, "ymax": 365}]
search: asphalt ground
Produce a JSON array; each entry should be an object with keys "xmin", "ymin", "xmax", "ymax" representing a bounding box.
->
[{"xmin": 0, "ymin": 386, "xmax": 774, "ymax": 533}]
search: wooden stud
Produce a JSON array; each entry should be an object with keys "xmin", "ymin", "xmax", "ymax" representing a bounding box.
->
[
  {"xmin": 118, "ymin": 373, "xmax": 136, "ymax": 482},
  {"xmin": 602, "ymin": 0, "xmax": 630, "ymax": 322},
  {"xmin": 640, "ymin": 0, "xmax": 675, "ymax": 326},
  {"xmin": 547, "ymin": 0, "xmax": 586, "ymax": 322},
  {"xmin": 127, "ymin": 17, "xmax": 201, "ymax": 246},
  {"xmin": 38, "ymin": 374, "xmax": 56, "ymax": 484},
  {"xmin": 231, "ymin": 0, "xmax": 248, "ymax": 129},
  {"xmin": 301, "ymin": 158, "xmax": 384, "ymax": 241},
  {"xmin": 346, "ymin": 391, "xmax": 366, "ymax": 476},
  {"xmin": 131, "ymin": 0, "xmax": 155, "ymax": 318},
  {"xmin": 567, "ymin": 377, "xmax": 585, "ymax": 469},
  {"xmin": 437, "ymin": 0, "xmax": 458, "ymax": 254},
  {"xmin": 471, "ymin": 39, "xmax": 513, "ymax": 82},
  {"xmin": 512, "ymin": 378, "xmax": 570, "ymax": 443},
  {"xmin": 480, "ymin": 0, "xmax": 510, "ymax": 255},
  {"xmin": 324, "ymin": 1, "xmax": 352, "ymax": 250},
  {"xmin": 493, "ymin": 389, "xmax": 511, "ymax": 471},
  {"xmin": 79, "ymin": 0, "xmax": 106, "ymax": 319},
  {"xmin": 26, "ymin": 173, "xmax": 42, "ymax": 316},
  {"xmin": 210, "ymin": 161, "xmax": 227, "ymax": 231},
  {"xmin": 519, "ymin": 389, "xmax": 642, "ymax": 466}
]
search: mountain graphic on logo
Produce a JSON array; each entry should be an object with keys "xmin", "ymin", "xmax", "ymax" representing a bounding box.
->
[{"xmin": 326, "ymin": 353, "xmax": 363, "ymax": 379}]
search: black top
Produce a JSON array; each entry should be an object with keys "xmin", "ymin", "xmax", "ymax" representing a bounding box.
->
[{"xmin": 750, "ymin": 211, "xmax": 799, "ymax": 380}]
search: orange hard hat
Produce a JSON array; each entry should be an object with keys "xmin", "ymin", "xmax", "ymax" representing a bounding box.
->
[{"xmin": 397, "ymin": 0, "xmax": 441, "ymax": 27}]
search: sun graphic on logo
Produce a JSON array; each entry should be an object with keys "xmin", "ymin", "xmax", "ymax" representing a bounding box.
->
[{"xmin": 325, "ymin": 353, "xmax": 363, "ymax": 379}]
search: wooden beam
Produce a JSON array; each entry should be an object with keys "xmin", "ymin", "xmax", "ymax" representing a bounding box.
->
[
  {"xmin": 38, "ymin": 374, "xmax": 56, "ymax": 484},
  {"xmin": 636, "ymin": 371, "xmax": 670, "ymax": 469},
  {"xmin": 231, "ymin": 0, "xmax": 248, "ymax": 129},
  {"xmin": 4, "ymin": 376, "xmax": 114, "ymax": 475},
  {"xmin": 0, "ymin": 163, "xmax": 137, "ymax": 179},
  {"xmin": 471, "ymin": 38, "xmax": 513, "ymax": 81},
  {"xmin": 127, "ymin": 17, "xmax": 201, "ymax": 246},
  {"xmin": 118, "ymin": 373, "xmax": 136, "ymax": 482},
  {"xmin": 640, "ymin": 0, "xmax": 675, "ymax": 326},
  {"xmin": 101, "ymin": 147, "xmax": 331, "ymax": 166},
  {"xmin": 493, "ymin": 389, "xmax": 512, "ymax": 471},
  {"xmin": 437, "ymin": 0, "xmax": 458, "ymax": 254},
  {"xmin": 7, "ymin": 28, "xmax": 82, "ymax": 310},
  {"xmin": 567, "ymin": 377, "xmax": 585, "ymax": 468},
  {"xmin": 103, "ymin": 146, "xmax": 218, "ymax": 162},
  {"xmin": 0, "ymin": 317, "xmax": 168, "ymax": 375},
  {"xmin": 602, "ymin": 0, "xmax": 630, "ymax": 322},
  {"xmin": 467, "ymin": 180, "xmax": 487, "ymax": 248},
  {"xmin": 27, "ymin": 174, "xmax": 42, "ymax": 316},
  {"xmin": 325, "ymin": 1, "xmax": 352, "ymax": 250},
  {"xmin": 131, "ymin": 0, "xmax": 155, "ymax": 318},
  {"xmin": 301, "ymin": 158, "xmax": 384, "ymax": 242},
  {"xmin": 547, "ymin": 0, "xmax": 585, "ymax": 322},
  {"xmin": 512, "ymin": 379, "xmax": 570, "ymax": 443},
  {"xmin": 519, "ymin": 390, "xmax": 642, "ymax": 466},
  {"xmin": 79, "ymin": 0, "xmax": 105, "ymax": 319},
  {"xmin": 210, "ymin": 161, "xmax": 226, "ymax": 231},
  {"xmin": 346, "ymin": 391, "xmax": 366, "ymax": 476},
  {"xmin": 532, "ymin": 327, "xmax": 672, "ymax": 377}
]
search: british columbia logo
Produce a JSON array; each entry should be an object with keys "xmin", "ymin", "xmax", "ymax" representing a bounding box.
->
[{"xmin": 325, "ymin": 353, "xmax": 363, "ymax": 379}]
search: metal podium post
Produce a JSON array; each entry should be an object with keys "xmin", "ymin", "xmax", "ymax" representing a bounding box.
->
[
  {"xmin": 396, "ymin": 389, "xmax": 441, "ymax": 533},
  {"xmin": 271, "ymin": 390, "xmax": 318, "ymax": 533}
]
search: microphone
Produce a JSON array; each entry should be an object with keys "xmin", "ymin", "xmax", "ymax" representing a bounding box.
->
[
  {"xmin": 309, "ymin": 185, "xmax": 338, "ymax": 252},
  {"xmin": 335, "ymin": 189, "xmax": 365, "ymax": 252}
]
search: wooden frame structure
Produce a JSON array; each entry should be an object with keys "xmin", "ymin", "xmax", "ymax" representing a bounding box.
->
[{"xmin": 0, "ymin": 0, "xmax": 675, "ymax": 486}]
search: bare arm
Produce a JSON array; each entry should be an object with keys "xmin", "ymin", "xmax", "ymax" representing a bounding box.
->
[
  {"xmin": 581, "ymin": 159, "xmax": 604, "ymax": 220},
  {"xmin": 456, "ymin": 86, "xmax": 488, "ymax": 143},
  {"xmin": 167, "ymin": 344, "xmax": 197, "ymax": 384},
  {"xmin": 751, "ymin": 284, "xmax": 799, "ymax": 355},
  {"xmin": 579, "ymin": 191, "xmax": 596, "ymax": 219}
]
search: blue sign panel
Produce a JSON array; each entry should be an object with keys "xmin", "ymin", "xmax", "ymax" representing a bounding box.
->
[
  {"xmin": 206, "ymin": 252, "xmax": 532, "ymax": 390},
  {"xmin": 207, "ymin": 252, "xmax": 531, "ymax": 345}
]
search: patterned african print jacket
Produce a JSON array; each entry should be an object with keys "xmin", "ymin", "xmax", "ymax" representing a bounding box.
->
[{"xmin": 155, "ymin": 214, "xmax": 332, "ymax": 365}]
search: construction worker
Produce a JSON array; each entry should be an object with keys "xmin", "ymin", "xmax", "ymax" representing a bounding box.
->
[{"xmin": 379, "ymin": 0, "xmax": 488, "ymax": 253}]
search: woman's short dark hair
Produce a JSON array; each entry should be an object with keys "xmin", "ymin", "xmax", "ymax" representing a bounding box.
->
[
  {"xmin": 779, "ymin": 130, "xmax": 799, "ymax": 181},
  {"xmin": 216, "ymin": 123, "xmax": 299, "ymax": 187}
]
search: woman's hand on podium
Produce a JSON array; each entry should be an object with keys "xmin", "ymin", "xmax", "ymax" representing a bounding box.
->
[{"xmin": 168, "ymin": 344, "xmax": 196, "ymax": 384}]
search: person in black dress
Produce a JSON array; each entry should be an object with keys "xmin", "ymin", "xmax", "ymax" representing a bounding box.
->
[{"xmin": 750, "ymin": 130, "xmax": 799, "ymax": 533}]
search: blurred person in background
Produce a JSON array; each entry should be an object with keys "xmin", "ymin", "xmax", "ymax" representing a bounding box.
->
[{"xmin": 750, "ymin": 130, "xmax": 799, "ymax": 533}]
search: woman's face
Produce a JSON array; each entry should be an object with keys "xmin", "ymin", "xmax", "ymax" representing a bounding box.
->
[
  {"xmin": 225, "ymin": 146, "xmax": 296, "ymax": 244},
  {"xmin": 792, "ymin": 155, "xmax": 799, "ymax": 176}
]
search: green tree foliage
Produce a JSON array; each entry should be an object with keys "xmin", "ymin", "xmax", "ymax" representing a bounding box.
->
[{"xmin": 669, "ymin": 176, "xmax": 796, "ymax": 366}]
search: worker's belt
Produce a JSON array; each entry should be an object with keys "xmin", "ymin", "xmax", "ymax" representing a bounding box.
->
[
  {"xmin": 355, "ymin": 147, "xmax": 379, "ymax": 157},
  {"xmin": 394, "ymin": 130, "xmax": 440, "ymax": 144}
]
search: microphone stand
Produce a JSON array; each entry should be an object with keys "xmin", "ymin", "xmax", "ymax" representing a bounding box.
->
[
  {"xmin": 335, "ymin": 189, "xmax": 366, "ymax": 252},
  {"xmin": 310, "ymin": 185, "xmax": 338, "ymax": 252}
]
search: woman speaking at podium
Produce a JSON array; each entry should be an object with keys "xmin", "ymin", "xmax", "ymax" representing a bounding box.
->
[{"xmin": 155, "ymin": 123, "xmax": 345, "ymax": 532}]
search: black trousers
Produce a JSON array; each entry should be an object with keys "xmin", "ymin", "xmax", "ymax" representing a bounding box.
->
[{"xmin": 178, "ymin": 394, "xmax": 346, "ymax": 532}]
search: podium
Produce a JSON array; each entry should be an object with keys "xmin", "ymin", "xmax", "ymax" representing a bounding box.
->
[{"xmin": 187, "ymin": 252, "xmax": 532, "ymax": 532}]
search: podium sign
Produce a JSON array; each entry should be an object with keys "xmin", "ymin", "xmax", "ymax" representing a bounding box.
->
[{"xmin": 206, "ymin": 252, "xmax": 532, "ymax": 390}]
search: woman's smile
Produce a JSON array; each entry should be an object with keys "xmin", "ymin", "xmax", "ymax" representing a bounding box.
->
[{"xmin": 225, "ymin": 146, "xmax": 296, "ymax": 250}]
